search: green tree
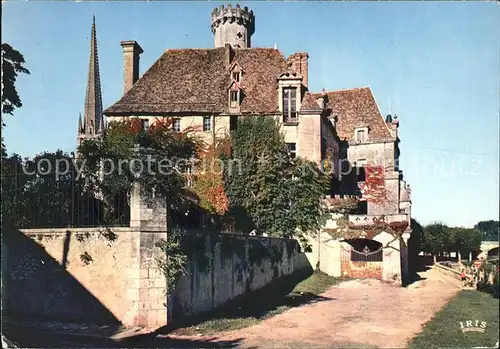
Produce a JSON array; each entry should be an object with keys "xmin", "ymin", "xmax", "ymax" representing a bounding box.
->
[
  {"xmin": 223, "ymin": 116, "xmax": 329, "ymax": 242},
  {"xmin": 1, "ymin": 43, "xmax": 30, "ymax": 119},
  {"xmin": 474, "ymin": 220, "xmax": 499, "ymax": 241},
  {"xmin": 0, "ymin": 150, "xmax": 102, "ymax": 228},
  {"xmin": 1, "ymin": 44, "xmax": 30, "ymax": 159},
  {"xmin": 78, "ymin": 118, "xmax": 201, "ymax": 224},
  {"xmin": 423, "ymin": 223, "xmax": 450, "ymax": 263},
  {"xmin": 450, "ymin": 227, "xmax": 483, "ymax": 261}
]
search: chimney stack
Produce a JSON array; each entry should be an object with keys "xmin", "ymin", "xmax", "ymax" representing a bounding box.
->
[
  {"xmin": 120, "ymin": 41, "xmax": 144, "ymax": 94},
  {"xmin": 390, "ymin": 114, "xmax": 399, "ymax": 137},
  {"xmin": 287, "ymin": 52, "xmax": 309, "ymax": 88}
]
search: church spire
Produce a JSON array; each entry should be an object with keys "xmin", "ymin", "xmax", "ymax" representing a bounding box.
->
[{"xmin": 79, "ymin": 16, "xmax": 103, "ymax": 141}]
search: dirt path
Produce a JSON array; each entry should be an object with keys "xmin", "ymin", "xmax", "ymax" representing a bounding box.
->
[{"xmin": 168, "ymin": 268, "xmax": 462, "ymax": 348}]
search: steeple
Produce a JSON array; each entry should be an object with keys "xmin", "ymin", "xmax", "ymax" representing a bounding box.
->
[{"xmin": 78, "ymin": 16, "xmax": 104, "ymax": 148}]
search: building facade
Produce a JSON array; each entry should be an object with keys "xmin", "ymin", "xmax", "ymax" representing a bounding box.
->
[{"xmin": 80, "ymin": 4, "xmax": 412, "ymax": 283}]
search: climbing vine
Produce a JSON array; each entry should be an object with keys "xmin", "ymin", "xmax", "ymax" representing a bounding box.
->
[
  {"xmin": 154, "ymin": 229, "xmax": 188, "ymax": 294},
  {"xmin": 359, "ymin": 165, "xmax": 386, "ymax": 203},
  {"xmin": 191, "ymin": 136, "xmax": 231, "ymax": 215},
  {"xmin": 324, "ymin": 215, "xmax": 409, "ymax": 240},
  {"xmin": 323, "ymin": 196, "xmax": 359, "ymax": 214}
]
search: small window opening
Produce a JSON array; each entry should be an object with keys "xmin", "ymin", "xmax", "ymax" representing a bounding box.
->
[
  {"xmin": 173, "ymin": 118, "xmax": 181, "ymax": 133},
  {"xmin": 286, "ymin": 143, "xmax": 296, "ymax": 158},
  {"xmin": 232, "ymin": 72, "xmax": 240, "ymax": 82},
  {"xmin": 203, "ymin": 116, "xmax": 212, "ymax": 132},
  {"xmin": 230, "ymin": 90, "xmax": 239, "ymax": 108}
]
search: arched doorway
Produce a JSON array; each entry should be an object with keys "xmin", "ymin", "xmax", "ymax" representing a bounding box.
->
[
  {"xmin": 340, "ymin": 238, "xmax": 383, "ymax": 279},
  {"xmin": 487, "ymin": 247, "xmax": 499, "ymax": 262}
]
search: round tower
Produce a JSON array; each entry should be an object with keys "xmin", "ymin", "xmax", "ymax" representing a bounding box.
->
[{"xmin": 211, "ymin": 4, "xmax": 255, "ymax": 48}]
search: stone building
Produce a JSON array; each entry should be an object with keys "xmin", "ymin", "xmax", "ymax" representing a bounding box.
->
[{"xmin": 90, "ymin": 4, "xmax": 412, "ymax": 284}]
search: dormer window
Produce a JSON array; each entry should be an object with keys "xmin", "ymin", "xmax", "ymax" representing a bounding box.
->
[
  {"xmin": 232, "ymin": 72, "xmax": 240, "ymax": 82},
  {"xmin": 230, "ymin": 90, "xmax": 239, "ymax": 107},
  {"xmin": 355, "ymin": 127, "xmax": 368, "ymax": 143},
  {"xmin": 283, "ymin": 87, "xmax": 297, "ymax": 123},
  {"xmin": 228, "ymin": 81, "xmax": 241, "ymax": 113}
]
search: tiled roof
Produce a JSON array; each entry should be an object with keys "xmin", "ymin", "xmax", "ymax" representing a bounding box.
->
[
  {"xmin": 104, "ymin": 47, "xmax": 287, "ymax": 115},
  {"xmin": 300, "ymin": 91, "xmax": 322, "ymax": 112},
  {"xmin": 312, "ymin": 87, "xmax": 393, "ymax": 142}
]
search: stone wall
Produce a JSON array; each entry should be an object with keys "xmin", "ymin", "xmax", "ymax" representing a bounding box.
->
[
  {"xmin": 3, "ymin": 227, "xmax": 139, "ymax": 327},
  {"xmin": 304, "ymin": 232, "xmax": 342, "ymax": 277},
  {"xmin": 3, "ymin": 225, "xmax": 311, "ymax": 328},
  {"xmin": 169, "ymin": 232, "xmax": 311, "ymax": 321},
  {"xmin": 347, "ymin": 141, "xmax": 395, "ymax": 170}
]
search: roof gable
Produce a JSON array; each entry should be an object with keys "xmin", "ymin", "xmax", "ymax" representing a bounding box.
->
[
  {"xmin": 312, "ymin": 87, "xmax": 393, "ymax": 141},
  {"xmin": 300, "ymin": 91, "xmax": 322, "ymax": 112}
]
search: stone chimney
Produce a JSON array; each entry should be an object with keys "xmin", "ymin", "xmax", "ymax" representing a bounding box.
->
[
  {"xmin": 120, "ymin": 41, "xmax": 144, "ymax": 94},
  {"xmin": 287, "ymin": 52, "xmax": 309, "ymax": 88},
  {"xmin": 390, "ymin": 114, "xmax": 399, "ymax": 137}
]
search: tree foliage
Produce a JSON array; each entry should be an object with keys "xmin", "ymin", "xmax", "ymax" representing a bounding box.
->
[
  {"xmin": 448, "ymin": 227, "xmax": 482, "ymax": 257},
  {"xmin": 422, "ymin": 223, "xmax": 449, "ymax": 259},
  {"xmin": 191, "ymin": 136, "xmax": 230, "ymax": 216},
  {"xmin": 78, "ymin": 118, "xmax": 202, "ymax": 221},
  {"xmin": 1, "ymin": 43, "xmax": 30, "ymax": 118},
  {"xmin": 421, "ymin": 222, "xmax": 483, "ymax": 262},
  {"xmin": 223, "ymin": 116, "xmax": 330, "ymax": 240},
  {"xmin": 1, "ymin": 43, "xmax": 30, "ymax": 156},
  {"xmin": 474, "ymin": 220, "xmax": 499, "ymax": 241},
  {"xmin": 0, "ymin": 150, "xmax": 106, "ymax": 228}
]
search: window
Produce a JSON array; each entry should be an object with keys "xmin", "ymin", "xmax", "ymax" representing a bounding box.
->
[
  {"xmin": 173, "ymin": 118, "xmax": 181, "ymax": 133},
  {"xmin": 141, "ymin": 119, "xmax": 149, "ymax": 131},
  {"xmin": 230, "ymin": 90, "xmax": 239, "ymax": 108},
  {"xmin": 232, "ymin": 72, "xmax": 240, "ymax": 82},
  {"xmin": 203, "ymin": 116, "xmax": 212, "ymax": 132},
  {"xmin": 185, "ymin": 165, "xmax": 193, "ymax": 188},
  {"xmin": 230, "ymin": 116, "xmax": 238, "ymax": 131},
  {"xmin": 356, "ymin": 159, "xmax": 366, "ymax": 182},
  {"xmin": 286, "ymin": 143, "xmax": 296, "ymax": 158},
  {"xmin": 283, "ymin": 87, "xmax": 297, "ymax": 123},
  {"xmin": 356, "ymin": 129, "xmax": 367, "ymax": 142}
]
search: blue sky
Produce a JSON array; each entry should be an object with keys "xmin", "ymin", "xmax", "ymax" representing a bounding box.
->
[{"xmin": 2, "ymin": 1, "xmax": 499, "ymax": 228}]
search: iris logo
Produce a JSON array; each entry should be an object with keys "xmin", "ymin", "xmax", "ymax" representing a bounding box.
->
[{"xmin": 459, "ymin": 320, "xmax": 487, "ymax": 333}]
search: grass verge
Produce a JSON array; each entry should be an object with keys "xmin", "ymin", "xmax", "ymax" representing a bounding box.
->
[
  {"xmin": 408, "ymin": 290, "xmax": 499, "ymax": 349},
  {"xmin": 170, "ymin": 270, "xmax": 342, "ymax": 335}
]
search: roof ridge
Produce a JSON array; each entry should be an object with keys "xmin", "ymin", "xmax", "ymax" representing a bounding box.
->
[
  {"xmin": 165, "ymin": 47, "xmax": 225, "ymax": 52},
  {"xmin": 312, "ymin": 86, "xmax": 371, "ymax": 96}
]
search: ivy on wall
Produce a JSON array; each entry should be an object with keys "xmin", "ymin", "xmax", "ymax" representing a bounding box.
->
[
  {"xmin": 154, "ymin": 229, "xmax": 298, "ymax": 295},
  {"xmin": 324, "ymin": 215, "xmax": 409, "ymax": 241}
]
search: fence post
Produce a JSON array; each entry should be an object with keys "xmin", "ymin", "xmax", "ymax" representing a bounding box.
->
[{"xmin": 71, "ymin": 159, "xmax": 75, "ymax": 228}]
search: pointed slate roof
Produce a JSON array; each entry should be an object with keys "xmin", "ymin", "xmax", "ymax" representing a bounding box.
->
[
  {"xmin": 81, "ymin": 16, "xmax": 103, "ymax": 135},
  {"xmin": 312, "ymin": 87, "xmax": 393, "ymax": 142}
]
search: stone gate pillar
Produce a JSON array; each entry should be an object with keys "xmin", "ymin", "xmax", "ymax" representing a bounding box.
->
[
  {"xmin": 124, "ymin": 183, "xmax": 168, "ymax": 328},
  {"xmin": 373, "ymin": 231, "xmax": 402, "ymax": 285}
]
